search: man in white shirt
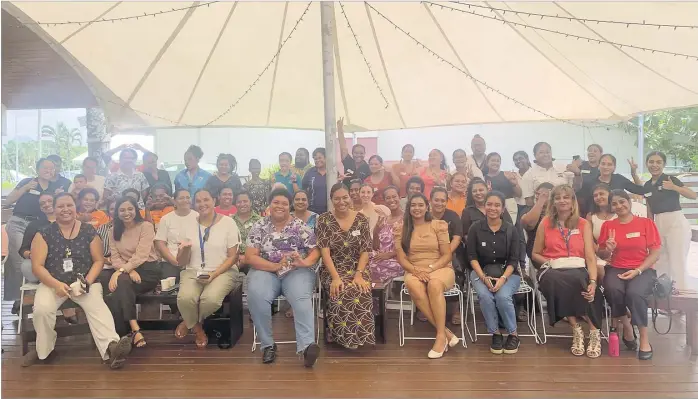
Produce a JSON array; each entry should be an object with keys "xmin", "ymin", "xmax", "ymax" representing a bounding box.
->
[{"xmin": 520, "ymin": 142, "xmax": 574, "ymax": 206}]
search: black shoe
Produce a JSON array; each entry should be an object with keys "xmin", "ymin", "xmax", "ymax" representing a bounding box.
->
[
  {"xmin": 106, "ymin": 336, "xmax": 132, "ymax": 370},
  {"xmin": 490, "ymin": 334, "xmax": 504, "ymax": 354},
  {"xmin": 503, "ymin": 334, "xmax": 520, "ymax": 354},
  {"xmin": 638, "ymin": 345, "xmax": 653, "ymax": 361},
  {"xmin": 11, "ymin": 300, "xmax": 20, "ymax": 315},
  {"xmin": 623, "ymin": 326, "xmax": 638, "ymax": 351},
  {"xmin": 262, "ymin": 344, "xmax": 277, "ymax": 364},
  {"xmin": 516, "ymin": 307, "xmax": 528, "ymax": 323},
  {"xmin": 303, "ymin": 343, "xmax": 320, "ymax": 368}
]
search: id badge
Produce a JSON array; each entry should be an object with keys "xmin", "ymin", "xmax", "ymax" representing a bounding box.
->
[
  {"xmin": 63, "ymin": 258, "xmax": 74, "ymax": 273},
  {"xmin": 28, "ymin": 189, "xmax": 41, "ymax": 195}
]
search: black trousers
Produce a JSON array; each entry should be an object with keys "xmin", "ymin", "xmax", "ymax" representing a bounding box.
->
[
  {"xmin": 603, "ymin": 266, "xmax": 656, "ymax": 327},
  {"xmin": 100, "ymin": 261, "xmax": 161, "ymax": 337}
]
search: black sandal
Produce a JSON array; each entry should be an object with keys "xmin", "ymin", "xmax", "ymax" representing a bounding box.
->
[{"xmin": 131, "ymin": 330, "xmax": 146, "ymax": 348}]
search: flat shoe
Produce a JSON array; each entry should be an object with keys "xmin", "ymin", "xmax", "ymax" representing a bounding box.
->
[{"xmin": 638, "ymin": 345, "xmax": 653, "ymax": 361}]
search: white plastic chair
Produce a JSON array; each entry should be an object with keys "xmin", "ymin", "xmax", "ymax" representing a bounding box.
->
[
  {"xmin": 397, "ymin": 283, "xmax": 467, "ymax": 348},
  {"xmin": 18, "ymin": 277, "xmax": 40, "ymax": 334}
]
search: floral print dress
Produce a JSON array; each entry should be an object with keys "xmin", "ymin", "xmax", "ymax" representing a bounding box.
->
[
  {"xmin": 316, "ymin": 212, "xmax": 375, "ymax": 349},
  {"xmin": 246, "ymin": 217, "xmax": 317, "ymax": 265},
  {"xmin": 243, "ymin": 179, "xmax": 272, "ymax": 215},
  {"xmin": 368, "ymin": 217, "xmax": 404, "ymax": 283}
]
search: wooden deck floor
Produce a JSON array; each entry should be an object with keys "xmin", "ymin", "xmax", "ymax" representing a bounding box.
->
[{"xmin": 2, "ymin": 301, "xmax": 697, "ymax": 398}]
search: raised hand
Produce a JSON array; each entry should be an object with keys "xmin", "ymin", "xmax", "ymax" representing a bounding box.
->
[
  {"xmin": 606, "ymin": 229, "xmax": 617, "ymax": 252},
  {"xmin": 627, "ymin": 158, "xmax": 639, "ymax": 174}
]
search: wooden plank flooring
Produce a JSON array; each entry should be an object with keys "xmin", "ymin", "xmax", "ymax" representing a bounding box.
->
[{"xmin": 2, "ymin": 300, "xmax": 697, "ymax": 398}]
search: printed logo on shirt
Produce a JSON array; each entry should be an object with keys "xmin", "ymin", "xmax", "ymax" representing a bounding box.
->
[
  {"xmin": 28, "ymin": 189, "xmax": 41, "ymax": 195},
  {"xmin": 644, "ymin": 192, "xmax": 653, "ymax": 197},
  {"xmin": 581, "ymin": 170, "xmax": 590, "ymax": 174},
  {"xmin": 481, "ymin": 242, "xmax": 487, "ymax": 247},
  {"xmin": 626, "ymin": 232, "xmax": 640, "ymax": 239}
]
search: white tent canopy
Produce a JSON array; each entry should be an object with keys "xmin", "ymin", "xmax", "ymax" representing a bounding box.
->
[{"xmin": 6, "ymin": 1, "xmax": 698, "ymax": 131}]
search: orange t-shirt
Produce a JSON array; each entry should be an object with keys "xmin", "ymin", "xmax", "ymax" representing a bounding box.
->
[
  {"xmin": 144, "ymin": 206, "xmax": 174, "ymax": 226},
  {"xmin": 86, "ymin": 210, "xmax": 110, "ymax": 228},
  {"xmin": 446, "ymin": 194, "xmax": 466, "ymax": 217}
]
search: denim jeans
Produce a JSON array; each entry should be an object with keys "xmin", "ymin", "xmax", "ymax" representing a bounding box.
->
[
  {"xmin": 470, "ymin": 270, "xmax": 521, "ymax": 334},
  {"xmin": 21, "ymin": 258, "xmax": 39, "ymax": 284},
  {"xmin": 5, "ymin": 216, "xmax": 30, "ymax": 300},
  {"xmin": 247, "ymin": 267, "xmax": 316, "ymax": 353}
]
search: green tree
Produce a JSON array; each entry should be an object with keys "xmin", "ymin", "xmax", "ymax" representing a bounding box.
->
[
  {"xmin": 41, "ymin": 122, "xmax": 83, "ymax": 166},
  {"xmin": 1, "ymin": 140, "xmax": 40, "ymax": 181}
]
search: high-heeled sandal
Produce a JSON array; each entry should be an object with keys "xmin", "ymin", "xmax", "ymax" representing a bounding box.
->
[
  {"xmin": 586, "ymin": 329, "xmax": 601, "ymax": 358},
  {"xmin": 428, "ymin": 343, "xmax": 448, "ymax": 359},
  {"xmin": 571, "ymin": 324, "xmax": 585, "ymax": 356}
]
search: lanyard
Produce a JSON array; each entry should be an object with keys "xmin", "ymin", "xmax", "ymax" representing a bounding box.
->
[
  {"xmin": 61, "ymin": 221, "xmax": 77, "ymax": 258},
  {"xmin": 198, "ymin": 214, "xmax": 218, "ymax": 269},
  {"xmin": 557, "ymin": 222, "xmax": 572, "ymax": 257}
]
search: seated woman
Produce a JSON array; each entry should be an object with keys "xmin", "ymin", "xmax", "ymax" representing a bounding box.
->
[
  {"xmin": 214, "ymin": 187, "xmax": 237, "ymax": 217},
  {"xmin": 155, "ymin": 188, "xmax": 199, "ymax": 282},
  {"xmin": 467, "ymin": 191, "xmax": 522, "ymax": 355},
  {"xmin": 246, "ymin": 188, "xmax": 321, "ymax": 366},
  {"xmin": 357, "ymin": 183, "xmax": 390, "ymax": 235},
  {"xmin": 232, "ymin": 191, "xmax": 262, "ymax": 270},
  {"xmin": 175, "ymin": 189, "xmax": 242, "ymax": 348},
  {"xmin": 143, "ymin": 184, "xmax": 175, "ymax": 227},
  {"xmin": 316, "ymin": 183, "xmax": 375, "ymax": 349},
  {"xmin": 520, "ymin": 182, "xmax": 554, "ymax": 264},
  {"xmin": 23, "ymin": 193, "xmax": 131, "ymax": 368},
  {"xmin": 19, "ymin": 193, "xmax": 55, "ymax": 284},
  {"xmin": 597, "ymin": 190, "xmax": 660, "ymax": 360},
  {"xmin": 368, "ymin": 186, "xmax": 404, "ymax": 284},
  {"xmin": 292, "ymin": 190, "xmax": 318, "ymax": 229},
  {"xmin": 77, "ymin": 188, "xmax": 110, "ymax": 228},
  {"xmin": 532, "ymin": 184, "xmax": 603, "ymax": 358},
  {"xmin": 586, "ymin": 183, "xmax": 616, "ymax": 281},
  {"xmin": 104, "ymin": 197, "xmax": 161, "ymax": 348},
  {"xmin": 395, "ymin": 193, "xmax": 459, "ymax": 359},
  {"xmin": 96, "ymin": 200, "xmax": 116, "ymax": 266}
]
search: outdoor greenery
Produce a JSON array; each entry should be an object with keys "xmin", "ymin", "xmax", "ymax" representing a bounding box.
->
[{"xmin": 621, "ymin": 107, "xmax": 698, "ymax": 170}]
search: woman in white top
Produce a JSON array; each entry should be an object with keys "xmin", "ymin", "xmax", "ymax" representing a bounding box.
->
[
  {"xmin": 174, "ymin": 189, "xmax": 242, "ymax": 348},
  {"xmin": 521, "ymin": 142, "xmax": 574, "ymax": 206},
  {"xmin": 586, "ymin": 183, "xmax": 616, "ymax": 282},
  {"xmin": 356, "ymin": 183, "xmax": 389, "ymax": 236},
  {"xmin": 154, "ymin": 188, "xmax": 199, "ymax": 282}
]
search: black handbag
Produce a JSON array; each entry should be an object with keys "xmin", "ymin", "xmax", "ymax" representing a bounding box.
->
[
  {"xmin": 651, "ymin": 273, "xmax": 674, "ymax": 335},
  {"xmin": 483, "ymin": 264, "xmax": 505, "ymax": 278},
  {"xmin": 203, "ymin": 317, "xmax": 232, "ymax": 349}
]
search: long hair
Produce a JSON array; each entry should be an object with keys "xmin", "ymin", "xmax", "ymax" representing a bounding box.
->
[
  {"xmin": 401, "ymin": 193, "xmax": 433, "ymax": 253},
  {"xmin": 590, "ymin": 183, "xmax": 612, "ymax": 215},
  {"xmin": 465, "ymin": 177, "xmax": 487, "ymax": 208},
  {"xmin": 112, "ymin": 196, "xmax": 145, "ymax": 241},
  {"xmin": 546, "ymin": 184, "xmax": 580, "ymax": 229}
]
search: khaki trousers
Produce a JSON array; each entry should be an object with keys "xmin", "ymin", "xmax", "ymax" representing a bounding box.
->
[
  {"xmin": 33, "ymin": 283, "xmax": 120, "ymax": 360},
  {"xmin": 177, "ymin": 269, "xmax": 241, "ymax": 329}
]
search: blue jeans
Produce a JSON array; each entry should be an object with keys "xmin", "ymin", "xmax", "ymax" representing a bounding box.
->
[
  {"xmin": 5, "ymin": 216, "xmax": 30, "ymax": 300},
  {"xmin": 247, "ymin": 267, "xmax": 316, "ymax": 353},
  {"xmin": 470, "ymin": 270, "xmax": 521, "ymax": 334},
  {"xmin": 21, "ymin": 258, "xmax": 39, "ymax": 284}
]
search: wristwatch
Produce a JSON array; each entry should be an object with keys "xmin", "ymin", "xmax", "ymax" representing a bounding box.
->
[
  {"xmin": 118, "ymin": 268, "xmax": 126, "ymax": 274},
  {"xmin": 636, "ymin": 269, "xmax": 643, "ymax": 275}
]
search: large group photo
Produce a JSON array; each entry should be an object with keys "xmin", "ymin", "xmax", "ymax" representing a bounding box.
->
[{"xmin": 1, "ymin": 1, "xmax": 698, "ymax": 398}]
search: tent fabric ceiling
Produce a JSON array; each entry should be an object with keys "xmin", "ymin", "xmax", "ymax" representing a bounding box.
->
[{"xmin": 6, "ymin": 1, "xmax": 698, "ymax": 132}]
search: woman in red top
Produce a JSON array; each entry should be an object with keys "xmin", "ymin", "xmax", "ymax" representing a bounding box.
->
[
  {"xmin": 598, "ymin": 190, "xmax": 660, "ymax": 361},
  {"xmin": 532, "ymin": 184, "xmax": 603, "ymax": 358},
  {"xmin": 364, "ymin": 155, "xmax": 394, "ymax": 206}
]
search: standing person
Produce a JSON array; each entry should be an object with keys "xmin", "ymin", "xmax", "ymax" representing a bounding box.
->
[
  {"xmin": 245, "ymin": 188, "xmax": 321, "ymax": 366},
  {"xmin": 316, "ymin": 183, "xmax": 375, "ymax": 349},
  {"xmin": 467, "ymin": 191, "xmax": 522, "ymax": 355},
  {"xmin": 232, "ymin": 191, "xmax": 262, "ymax": 269},
  {"xmin": 69, "ymin": 157, "xmax": 106, "ymax": 198},
  {"xmin": 204, "ymin": 153, "xmax": 242, "ymax": 199},
  {"xmin": 598, "ymin": 190, "xmax": 661, "ymax": 360},
  {"xmin": 531, "ymin": 185, "xmax": 603, "ymax": 358},
  {"xmin": 291, "ymin": 148, "xmax": 313, "ymax": 179},
  {"xmin": 391, "ymin": 144, "xmax": 421, "ymax": 198},
  {"xmin": 521, "ymin": 142, "xmax": 574, "ymax": 207},
  {"xmin": 155, "ymin": 188, "xmax": 199, "ymax": 283},
  {"xmin": 77, "ymin": 188, "xmax": 110, "ymax": 228},
  {"xmin": 395, "ymin": 193, "xmax": 459, "ymax": 358},
  {"xmin": 451, "ymin": 149, "xmax": 483, "ymax": 182},
  {"xmin": 272, "ymin": 152, "xmax": 300, "ymax": 193},
  {"xmin": 470, "ymin": 135, "xmax": 487, "ymax": 172},
  {"xmin": 142, "ymin": 152, "xmax": 172, "ymax": 196},
  {"xmin": 214, "ymin": 187, "xmax": 237, "ymax": 217},
  {"xmin": 364, "ymin": 155, "xmax": 395, "ymax": 206},
  {"xmin": 292, "ymin": 190, "xmax": 318, "ymax": 230},
  {"xmin": 174, "ymin": 145, "xmax": 212, "ymax": 199},
  {"xmin": 22, "ymin": 193, "xmax": 132, "ymax": 368},
  {"xmin": 462, "ymin": 178, "xmax": 513, "ymax": 243},
  {"xmin": 5, "ymin": 158, "xmax": 60, "ymax": 307},
  {"xmin": 418, "ymin": 149, "xmax": 448, "ymax": 198},
  {"xmin": 174, "ymin": 189, "xmax": 242, "ymax": 348},
  {"xmin": 46, "ymin": 155, "xmax": 72, "ymax": 193},
  {"xmin": 302, "ymin": 148, "xmax": 329, "ymax": 215},
  {"xmin": 569, "ymin": 144, "xmax": 603, "ymax": 216},
  {"xmin": 104, "ymin": 148, "xmax": 150, "ymax": 207},
  {"xmin": 102, "ymin": 197, "xmax": 161, "ymax": 347},
  {"xmin": 143, "ymin": 184, "xmax": 175, "ymax": 227},
  {"xmin": 337, "ymin": 117, "xmax": 370, "ymax": 185},
  {"xmin": 643, "ymin": 151, "xmax": 697, "ymax": 292},
  {"xmin": 446, "ymin": 172, "xmax": 468, "ymax": 217},
  {"xmin": 243, "ymin": 159, "xmax": 272, "ymax": 215},
  {"xmin": 348, "ymin": 180, "xmax": 363, "ymax": 211},
  {"xmin": 368, "ymin": 186, "xmax": 404, "ymax": 284},
  {"xmin": 512, "ymin": 151, "xmax": 532, "ymax": 222},
  {"xmin": 357, "ymin": 183, "xmax": 390, "ymax": 235},
  {"xmin": 484, "ymin": 152, "xmax": 522, "ymax": 222},
  {"xmin": 400, "ymin": 176, "xmax": 425, "ymax": 212},
  {"xmin": 578, "ymin": 154, "xmax": 645, "ymax": 212},
  {"xmin": 586, "ymin": 183, "xmax": 617, "ymax": 281}
]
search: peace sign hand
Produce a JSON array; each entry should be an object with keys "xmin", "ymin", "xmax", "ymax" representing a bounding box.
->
[
  {"xmin": 606, "ymin": 229, "xmax": 617, "ymax": 252},
  {"xmin": 627, "ymin": 158, "xmax": 639, "ymax": 174},
  {"xmin": 504, "ymin": 171, "xmax": 519, "ymax": 185}
]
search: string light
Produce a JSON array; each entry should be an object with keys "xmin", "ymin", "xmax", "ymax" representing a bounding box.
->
[
  {"xmin": 426, "ymin": 2, "xmax": 698, "ymax": 61},
  {"xmin": 204, "ymin": 2, "xmax": 312, "ymax": 126},
  {"xmin": 338, "ymin": 2, "xmax": 389, "ymax": 109},
  {"xmin": 452, "ymin": 1, "xmax": 698, "ymax": 30},
  {"xmin": 13, "ymin": 2, "xmax": 220, "ymax": 28},
  {"xmin": 367, "ymin": 3, "xmax": 616, "ymax": 129}
]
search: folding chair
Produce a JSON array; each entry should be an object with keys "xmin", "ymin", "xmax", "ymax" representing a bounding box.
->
[
  {"xmin": 18, "ymin": 277, "xmax": 39, "ymax": 334},
  {"xmin": 397, "ymin": 282, "xmax": 467, "ymax": 348}
]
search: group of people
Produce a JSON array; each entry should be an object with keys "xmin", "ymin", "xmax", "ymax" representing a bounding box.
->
[{"xmin": 4, "ymin": 121, "xmax": 695, "ymax": 368}]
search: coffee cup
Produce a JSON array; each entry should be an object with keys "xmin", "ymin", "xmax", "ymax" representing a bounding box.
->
[{"xmin": 70, "ymin": 281, "xmax": 84, "ymax": 297}]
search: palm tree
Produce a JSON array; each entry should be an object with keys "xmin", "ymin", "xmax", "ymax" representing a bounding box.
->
[{"xmin": 41, "ymin": 122, "xmax": 83, "ymax": 165}]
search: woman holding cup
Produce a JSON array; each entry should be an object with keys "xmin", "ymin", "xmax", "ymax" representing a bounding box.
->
[{"xmin": 155, "ymin": 188, "xmax": 200, "ymax": 282}]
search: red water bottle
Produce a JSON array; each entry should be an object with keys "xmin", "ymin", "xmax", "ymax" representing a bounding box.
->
[{"xmin": 608, "ymin": 327, "xmax": 620, "ymax": 357}]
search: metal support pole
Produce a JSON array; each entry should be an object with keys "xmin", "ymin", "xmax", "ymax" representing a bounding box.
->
[
  {"xmin": 321, "ymin": 1, "xmax": 338, "ymax": 201},
  {"xmin": 37, "ymin": 109, "xmax": 42, "ymax": 158},
  {"xmin": 637, "ymin": 113, "xmax": 645, "ymax": 175}
]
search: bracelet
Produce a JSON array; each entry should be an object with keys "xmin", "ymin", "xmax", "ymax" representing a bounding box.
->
[
  {"xmin": 589, "ymin": 279, "xmax": 597, "ymax": 285},
  {"xmin": 636, "ymin": 269, "xmax": 643, "ymax": 275}
]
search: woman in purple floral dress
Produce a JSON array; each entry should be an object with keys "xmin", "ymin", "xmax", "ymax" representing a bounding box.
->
[{"xmin": 369, "ymin": 186, "xmax": 404, "ymax": 283}]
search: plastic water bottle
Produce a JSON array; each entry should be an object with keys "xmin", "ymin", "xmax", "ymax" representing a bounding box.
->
[{"xmin": 608, "ymin": 327, "xmax": 620, "ymax": 357}]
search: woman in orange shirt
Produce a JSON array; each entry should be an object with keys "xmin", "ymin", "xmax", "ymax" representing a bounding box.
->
[
  {"xmin": 447, "ymin": 172, "xmax": 467, "ymax": 217},
  {"xmin": 418, "ymin": 149, "xmax": 448, "ymax": 199},
  {"xmin": 391, "ymin": 144, "xmax": 421, "ymax": 198},
  {"xmin": 77, "ymin": 188, "xmax": 110, "ymax": 228}
]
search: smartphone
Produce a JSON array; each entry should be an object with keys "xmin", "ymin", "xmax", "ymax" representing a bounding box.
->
[
  {"xmin": 572, "ymin": 155, "xmax": 581, "ymax": 161},
  {"xmin": 197, "ymin": 273, "xmax": 210, "ymax": 280}
]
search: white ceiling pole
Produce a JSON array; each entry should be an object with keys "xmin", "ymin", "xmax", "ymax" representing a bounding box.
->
[
  {"xmin": 321, "ymin": 1, "xmax": 338, "ymax": 200},
  {"xmin": 637, "ymin": 113, "xmax": 645, "ymax": 175}
]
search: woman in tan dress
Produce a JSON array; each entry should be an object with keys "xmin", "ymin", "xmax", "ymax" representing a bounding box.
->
[
  {"xmin": 317, "ymin": 183, "xmax": 375, "ymax": 349},
  {"xmin": 395, "ymin": 193, "xmax": 459, "ymax": 359}
]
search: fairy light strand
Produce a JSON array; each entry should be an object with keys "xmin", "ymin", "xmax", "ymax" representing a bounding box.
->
[
  {"xmin": 452, "ymin": 1, "xmax": 698, "ymax": 31},
  {"xmin": 426, "ymin": 2, "xmax": 698, "ymax": 61},
  {"xmin": 338, "ymin": 2, "xmax": 389, "ymax": 109}
]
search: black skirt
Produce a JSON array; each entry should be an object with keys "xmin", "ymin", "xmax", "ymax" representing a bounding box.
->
[{"xmin": 538, "ymin": 267, "xmax": 603, "ymax": 328}]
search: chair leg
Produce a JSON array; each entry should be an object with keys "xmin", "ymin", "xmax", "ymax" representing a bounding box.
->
[
  {"xmin": 18, "ymin": 291, "xmax": 24, "ymax": 335},
  {"xmin": 459, "ymin": 292, "xmax": 467, "ymax": 348},
  {"xmin": 398, "ymin": 288, "xmax": 405, "ymax": 347},
  {"xmin": 537, "ymin": 290, "xmax": 548, "ymax": 344},
  {"xmin": 252, "ymin": 326, "xmax": 257, "ymax": 352}
]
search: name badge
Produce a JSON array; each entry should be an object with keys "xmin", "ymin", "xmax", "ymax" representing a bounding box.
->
[
  {"xmin": 644, "ymin": 192, "xmax": 653, "ymax": 198},
  {"xmin": 346, "ymin": 169, "xmax": 354, "ymax": 175},
  {"xmin": 63, "ymin": 258, "xmax": 74, "ymax": 273},
  {"xmin": 581, "ymin": 170, "xmax": 590, "ymax": 174},
  {"xmin": 626, "ymin": 232, "xmax": 640, "ymax": 239},
  {"xmin": 481, "ymin": 242, "xmax": 487, "ymax": 247},
  {"xmin": 28, "ymin": 189, "xmax": 41, "ymax": 195},
  {"xmin": 570, "ymin": 229, "xmax": 580, "ymax": 235},
  {"xmin": 351, "ymin": 230, "xmax": 361, "ymax": 237}
]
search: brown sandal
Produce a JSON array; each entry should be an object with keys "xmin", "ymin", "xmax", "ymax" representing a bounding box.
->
[
  {"xmin": 175, "ymin": 321, "xmax": 189, "ymax": 339},
  {"xmin": 131, "ymin": 330, "xmax": 147, "ymax": 348},
  {"xmin": 194, "ymin": 327, "xmax": 208, "ymax": 349}
]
